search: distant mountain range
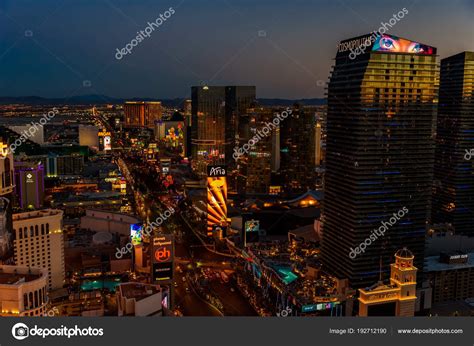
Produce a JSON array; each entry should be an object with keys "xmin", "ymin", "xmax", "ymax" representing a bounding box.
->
[{"xmin": 0, "ymin": 95, "xmax": 326, "ymax": 107}]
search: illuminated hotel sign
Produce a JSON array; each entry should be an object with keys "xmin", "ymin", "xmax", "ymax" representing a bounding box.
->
[
  {"xmin": 367, "ymin": 292, "xmax": 398, "ymax": 301},
  {"xmin": 450, "ymin": 254, "xmax": 468, "ymax": 260},
  {"xmin": 26, "ymin": 173, "xmax": 34, "ymax": 184},
  {"xmin": 440, "ymin": 252, "xmax": 469, "ymax": 264},
  {"xmin": 207, "ymin": 165, "xmax": 228, "ymax": 236},
  {"xmin": 207, "ymin": 165, "xmax": 226, "ymax": 177},
  {"xmin": 151, "ymin": 235, "xmax": 174, "ymax": 282}
]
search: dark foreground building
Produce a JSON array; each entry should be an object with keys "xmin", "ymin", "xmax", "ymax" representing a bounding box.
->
[
  {"xmin": 321, "ymin": 34, "xmax": 439, "ymax": 288},
  {"xmin": 432, "ymin": 52, "xmax": 474, "ymax": 236}
]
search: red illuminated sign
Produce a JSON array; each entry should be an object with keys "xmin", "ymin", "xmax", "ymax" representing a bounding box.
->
[
  {"xmin": 154, "ymin": 247, "xmax": 171, "ymax": 262},
  {"xmin": 152, "ymin": 236, "xmax": 174, "ymax": 264}
]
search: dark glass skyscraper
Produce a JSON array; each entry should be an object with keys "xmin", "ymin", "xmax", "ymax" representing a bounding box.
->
[
  {"xmin": 191, "ymin": 86, "xmax": 226, "ymax": 175},
  {"xmin": 191, "ymin": 86, "xmax": 255, "ymax": 177},
  {"xmin": 225, "ymin": 86, "xmax": 256, "ymax": 192},
  {"xmin": 279, "ymin": 104, "xmax": 316, "ymax": 195},
  {"xmin": 321, "ymin": 34, "xmax": 439, "ymax": 288},
  {"xmin": 432, "ymin": 52, "xmax": 474, "ymax": 235},
  {"xmin": 239, "ymin": 107, "xmax": 276, "ymax": 195}
]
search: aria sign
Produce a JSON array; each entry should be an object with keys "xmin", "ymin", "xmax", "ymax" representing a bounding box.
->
[{"xmin": 207, "ymin": 165, "xmax": 226, "ymax": 177}]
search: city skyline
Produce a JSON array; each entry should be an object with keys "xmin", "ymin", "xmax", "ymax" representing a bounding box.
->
[{"xmin": 0, "ymin": 0, "xmax": 473, "ymax": 99}]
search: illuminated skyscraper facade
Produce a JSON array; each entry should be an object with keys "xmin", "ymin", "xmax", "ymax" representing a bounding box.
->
[
  {"xmin": 123, "ymin": 101, "xmax": 162, "ymax": 129},
  {"xmin": 191, "ymin": 86, "xmax": 226, "ymax": 175},
  {"xmin": 191, "ymin": 86, "xmax": 255, "ymax": 177},
  {"xmin": 432, "ymin": 52, "xmax": 474, "ymax": 236},
  {"xmin": 321, "ymin": 34, "xmax": 439, "ymax": 288}
]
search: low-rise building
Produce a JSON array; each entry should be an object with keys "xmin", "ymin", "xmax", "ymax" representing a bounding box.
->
[
  {"xmin": 0, "ymin": 265, "xmax": 48, "ymax": 316},
  {"xmin": 117, "ymin": 282, "xmax": 169, "ymax": 316},
  {"xmin": 80, "ymin": 209, "xmax": 140, "ymax": 236}
]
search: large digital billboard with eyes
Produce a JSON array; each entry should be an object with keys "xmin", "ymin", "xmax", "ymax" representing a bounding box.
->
[
  {"xmin": 372, "ymin": 35, "xmax": 435, "ymax": 55},
  {"xmin": 336, "ymin": 34, "xmax": 436, "ymax": 59}
]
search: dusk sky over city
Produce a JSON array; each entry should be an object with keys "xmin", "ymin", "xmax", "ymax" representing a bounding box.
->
[{"xmin": 0, "ymin": 0, "xmax": 473, "ymax": 99}]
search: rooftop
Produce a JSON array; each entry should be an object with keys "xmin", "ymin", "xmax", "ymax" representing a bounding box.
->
[
  {"xmin": 0, "ymin": 266, "xmax": 46, "ymax": 285},
  {"xmin": 12, "ymin": 209, "xmax": 63, "ymax": 221},
  {"xmin": 118, "ymin": 283, "xmax": 161, "ymax": 301},
  {"xmin": 425, "ymin": 252, "xmax": 474, "ymax": 272}
]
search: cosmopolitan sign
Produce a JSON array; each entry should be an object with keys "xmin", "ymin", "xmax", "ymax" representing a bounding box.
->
[{"xmin": 337, "ymin": 36, "xmax": 373, "ymax": 54}]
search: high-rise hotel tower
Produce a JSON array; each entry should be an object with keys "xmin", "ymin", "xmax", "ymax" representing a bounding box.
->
[
  {"xmin": 432, "ymin": 52, "xmax": 474, "ymax": 236},
  {"xmin": 321, "ymin": 34, "xmax": 439, "ymax": 288},
  {"xmin": 191, "ymin": 86, "xmax": 255, "ymax": 177}
]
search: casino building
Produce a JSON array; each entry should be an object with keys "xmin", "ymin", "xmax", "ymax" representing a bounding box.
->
[
  {"xmin": 321, "ymin": 34, "xmax": 439, "ymax": 288},
  {"xmin": 432, "ymin": 52, "xmax": 474, "ymax": 236},
  {"xmin": 358, "ymin": 249, "xmax": 417, "ymax": 317}
]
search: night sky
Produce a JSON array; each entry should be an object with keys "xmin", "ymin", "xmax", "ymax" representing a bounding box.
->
[{"xmin": 0, "ymin": 0, "xmax": 473, "ymax": 99}]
